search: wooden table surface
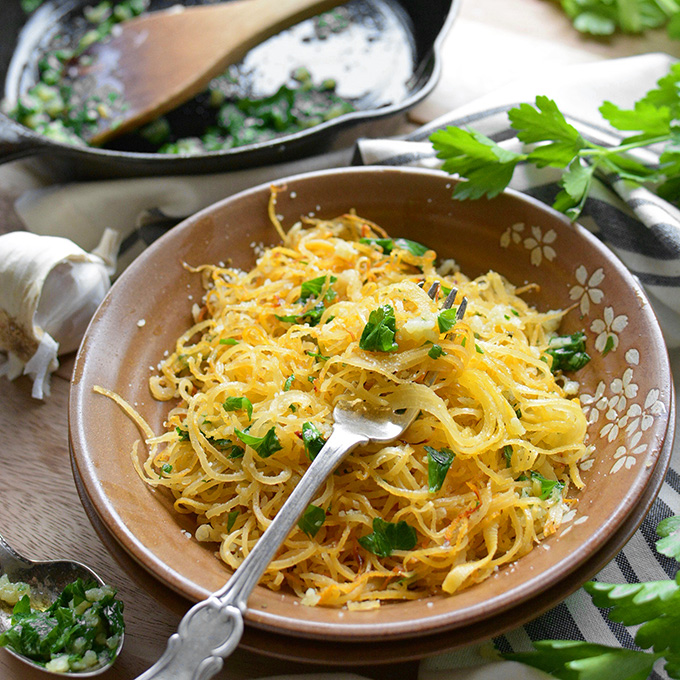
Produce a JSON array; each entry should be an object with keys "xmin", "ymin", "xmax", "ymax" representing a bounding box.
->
[{"xmin": 1, "ymin": 1, "xmax": 679, "ymax": 678}]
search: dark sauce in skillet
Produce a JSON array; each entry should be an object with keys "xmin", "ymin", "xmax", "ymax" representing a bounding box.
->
[{"xmin": 4, "ymin": 0, "xmax": 415, "ymax": 154}]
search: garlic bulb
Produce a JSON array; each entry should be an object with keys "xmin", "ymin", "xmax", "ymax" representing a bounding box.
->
[{"xmin": 0, "ymin": 229, "xmax": 122, "ymax": 399}]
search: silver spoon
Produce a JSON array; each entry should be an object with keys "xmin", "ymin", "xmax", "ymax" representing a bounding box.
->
[{"xmin": 0, "ymin": 532, "xmax": 124, "ymax": 676}]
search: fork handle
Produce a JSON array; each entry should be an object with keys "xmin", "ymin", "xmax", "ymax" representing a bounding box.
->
[{"xmin": 135, "ymin": 424, "xmax": 368, "ymax": 680}]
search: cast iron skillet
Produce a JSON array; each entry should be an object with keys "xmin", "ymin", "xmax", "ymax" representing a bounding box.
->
[{"xmin": 0, "ymin": 0, "xmax": 458, "ymax": 179}]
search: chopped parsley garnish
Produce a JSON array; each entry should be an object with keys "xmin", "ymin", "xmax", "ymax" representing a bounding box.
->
[
  {"xmin": 227, "ymin": 444, "xmax": 245, "ymax": 459},
  {"xmin": 504, "ymin": 445, "xmax": 513, "ymax": 467},
  {"xmin": 275, "ymin": 301, "xmax": 327, "ymax": 327},
  {"xmin": 358, "ymin": 517, "xmax": 418, "ymax": 557},
  {"xmin": 284, "ymin": 375, "xmax": 295, "ymax": 391},
  {"xmin": 0, "ymin": 578, "xmax": 124, "ymax": 672},
  {"xmin": 300, "ymin": 274, "xmax": 337, "ymax": 302},
  {"xmin": 235, "ymin": 426, "xmax": 282, "ymax": 458},
  {"xmin": 437, "ymin": 308, "xmax": 461, "ymax": 333},
  {"xmin": 223, "ymin": 396, "xmax": 253, "ymax": 420},
  {"xmin": 276, "ymin": 275, "xmax": 337, "ymax": 327},
  {"xmin": 302, "ymin": 422, "xmax": 326, "ymax": 461},
  {"xmin": 297, "ymin": 504, "xmax": 326, "ymax": 538},
  {"xmin": 161, "ymin": 463, "xmax": 173, "ymax": 474},
  {"xmin": 425, "ymin": 445, "xmax": 455, "ymax": 493},
  {"xmin": 306, "ymin": 350, "xmax": 329, "ymax": 362},
  {"xmin": 219, "ymin": 338, "xmax": 239, "ymax": 345},
  {"xmin": 359, "ymin": 304, "xmax": 398, "ymax": 352},
  {"xmin": 226, "ymin": 510, "xmax": 239, "ymax": 532},
  {"xmin": 176, "ymin": 426, "xmax": 190, "ymax": 441},
  {"xmin": 359, "ymin": 237, "xmax": 430, "ymax": 257},
  {"xmin": 545, "ymin": 331, "xmax": 591, "ymax": 372},
  {"xmin": 428, "ymin": 344, "xmax": 446, "ymax": 359},
  {"xmin": 529, "ymin": 471, "xmax": 564, "ymax": 500}
]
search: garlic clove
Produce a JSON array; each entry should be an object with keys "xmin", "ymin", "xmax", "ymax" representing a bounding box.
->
[
  {"xmin": 0, "ymin": 228, "xmax": 122, "ymax": 399},
  {"xmin": 36, "ymin": 259, "xmax": 111, "ymax": 354}
]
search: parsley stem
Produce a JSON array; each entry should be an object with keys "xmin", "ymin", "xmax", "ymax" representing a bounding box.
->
[{"xmin": 578, "ymin": 135, "xmax": 670, "ymax": 158}]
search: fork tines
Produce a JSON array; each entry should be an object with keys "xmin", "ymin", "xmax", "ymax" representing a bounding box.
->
[{"xmin": 420, "ymin": 280, "xmax": 467, "ymax": 321}]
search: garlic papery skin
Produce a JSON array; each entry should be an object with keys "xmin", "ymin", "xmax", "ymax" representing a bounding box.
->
[{"xmin": 0, "ymin": 229, "xmax": 121, "ymax": 399}]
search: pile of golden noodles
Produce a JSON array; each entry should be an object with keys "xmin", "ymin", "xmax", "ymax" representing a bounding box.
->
[{"xmin": 107, "ymin": 198, "xmax": 588, "ymax": 608}]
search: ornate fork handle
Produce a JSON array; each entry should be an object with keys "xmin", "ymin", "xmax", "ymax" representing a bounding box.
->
[{"xmin": 135, "ymin": 424, "xmax": 368, "ymax": 680}]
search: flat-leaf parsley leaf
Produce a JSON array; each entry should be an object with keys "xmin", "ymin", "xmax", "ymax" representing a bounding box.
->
[
  {"xmin": 235, "ymin": 426, "xmax": 282, "ymax": 458},
  {"xmin": 431, "ymin": 63, "xmax": 680, "ymax": 220},
  {"xmin": 360, "ymin": 304, "xmax": 398, "ymax": 352},
  {"xmin": 358, "ymin": 517, "xmax": 417, "ymax": 557},
  {"xmin": 425, "ymin": 445, "xmax": 455, "ymax": 493},
  {"xmin": 297, "ymin": 504, "xmax": 326, "ymax": 538}
]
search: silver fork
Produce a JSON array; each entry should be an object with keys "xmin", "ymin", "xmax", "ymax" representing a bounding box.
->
[{"xmin": 135, "ymin": 283, "xmax": 468, "ymax": 680}]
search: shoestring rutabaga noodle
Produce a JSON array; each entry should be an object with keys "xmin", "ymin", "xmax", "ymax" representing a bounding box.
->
[{"xmin": 98, "ymin": 191, "xmax": 591, "ymax": 609}]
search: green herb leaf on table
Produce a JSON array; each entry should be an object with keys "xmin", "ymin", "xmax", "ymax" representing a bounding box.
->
[
  {"xmin": 509, "ymin": 96, "xmax": 587, "ymax": 165},
  {"xmin": 502, "ymin": 515, "xmax": 680, "ymax": 680},
  {"xmin": 235, "ymin": 426, "xmax": 282, "ymax": 458},
  {"xmin": 358, "ymin": 517, "xmax": 418, "ymax": 557},
  {"xmin": 297, "ymin": 504, "xmax": 326, "ymax": 538},
  {"xmin": 430, "ymin": 126, "xmax": 525, "ymax": 200},
  {"xmin": 505, "ymin": 639, "xmax": 661, "ymax": 680},
  {"xmin": 556, "ymin": 0, "xmax": 677, "ymax": 36},
  {"xmin": 430, "ymin": 62, "xmax": 680, "ymax": 221},
  {"xmin": 425, "ymin": 445, "xmax": 455, "ymax": 493},
  {"xmin": 360, "ymin": 304, "xmax": 399, "ymax": 352},
  {"xmin": 656, "ymin": 515, "xmax": 680, "ymax": 560}
]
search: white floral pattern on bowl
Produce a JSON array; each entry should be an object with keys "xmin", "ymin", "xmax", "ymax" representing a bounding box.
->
[{"xmin": 500, "ymin": 221, "xmax": 667, "ymax": 477}]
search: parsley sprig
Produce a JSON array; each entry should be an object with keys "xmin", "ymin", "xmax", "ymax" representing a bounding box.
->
[
  {"xmin": 504, "ymin": 515, "xmax": 680, "ymax": 679},
  {"xmin": 554, "ymin": 0, "xmax": 680, "ymax": 38},
  {"xmin": 430, "ymin": 62, "xmax": 680, "ymax": 220}
]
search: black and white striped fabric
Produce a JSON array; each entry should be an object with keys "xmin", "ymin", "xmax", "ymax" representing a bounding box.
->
[{"xmin": 352, "ymin": 58, "xmax": 680, "ymax": 680}]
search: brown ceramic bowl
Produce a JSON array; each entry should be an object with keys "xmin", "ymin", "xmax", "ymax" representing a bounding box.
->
[{"xmin": 69, "ymin": 166, "xmax": 674, "ymax": 646}]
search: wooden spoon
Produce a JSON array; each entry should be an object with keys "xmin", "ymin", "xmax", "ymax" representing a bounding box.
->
[{"xmin": 78, "ymin": 0, "xmax": 347, "ymax": 146}]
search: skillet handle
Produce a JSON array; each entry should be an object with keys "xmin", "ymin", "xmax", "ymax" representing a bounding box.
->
[{"xmin": 0, "ymin": 113, "xmax": 44, "ymax": 163}]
